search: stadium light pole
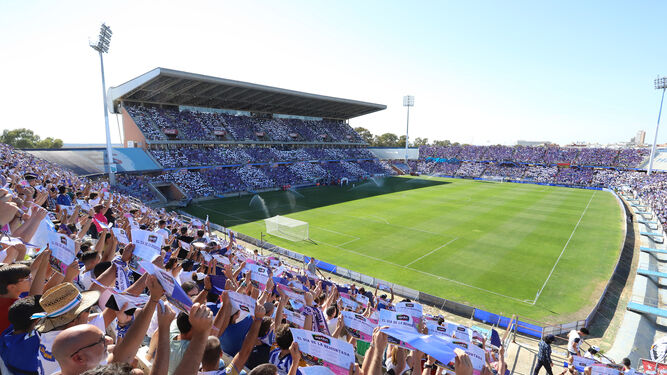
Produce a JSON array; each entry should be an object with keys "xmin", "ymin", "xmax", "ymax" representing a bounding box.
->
[
  {"xmin": 89, "ymin": 23, "xmax": 116, "ymax": 185},
  {"xmin": 403, "ymin": 95, "xmax": 414, "ymax": 165},
  {"xmin": 648, "ymin": 77, "xmax": 667, "ymax": 176}
]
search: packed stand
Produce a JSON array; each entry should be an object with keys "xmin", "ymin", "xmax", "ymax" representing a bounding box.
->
[
  {"xmin": 482, "ymin": 164, "xmax": 526, "ymax": 179},
  {"xmin": 124, "ymin": 104, "xmax": 365, "ymax": 144},
  {"xmin": 455, "ymin": 162, "xmax": 486, "ymax": 178},
  {"xmin": 420, "ymin": 145, "xmax": 648, "ymax": 168},
  {"xmin": 114, "ymin": 174, "xmax": 159, "ymax": 203}
]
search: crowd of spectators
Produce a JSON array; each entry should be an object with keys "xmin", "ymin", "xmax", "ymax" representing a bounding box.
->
[
  {"xmin": 420, "ymin": 145, "xmax": 650, "ymax": 168},
  {"xmin": 149, "ymin": 146, "xmax": 375, "ymax": 169},
  {"xmin": 124, "ymin": 104, "xmax": 365, "ymax": 144}
]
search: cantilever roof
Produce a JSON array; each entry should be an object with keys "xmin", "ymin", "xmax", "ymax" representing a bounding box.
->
[{"xmin": 108, "ymin": 68, "xmax": 386, "ymax": 120}]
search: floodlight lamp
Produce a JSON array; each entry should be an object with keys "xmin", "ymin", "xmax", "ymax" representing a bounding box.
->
[
  {"xmin": 403, "ymin": 95, "xmax": 415, "ymax": 107},
  {"xmin": 655, "ymin": 77, "xmax": 667, "ymax": 90}
]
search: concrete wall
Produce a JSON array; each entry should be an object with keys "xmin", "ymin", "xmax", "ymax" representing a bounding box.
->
[{"xmin": 122, "ymin": 106, "xmax": 147, "ymax": 149}]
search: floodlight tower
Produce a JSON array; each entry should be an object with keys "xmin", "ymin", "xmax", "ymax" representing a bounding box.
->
[
  {"xmin": 90, "ymin": 23, "xmax": 115, "ymax": 185},
  {"xmin": 403, "ymin": 95, "xmax": 414, "ymax": 165},
  {"xmin": 649, "ymin": 77, "xmax": 667, "ymax": 175}
]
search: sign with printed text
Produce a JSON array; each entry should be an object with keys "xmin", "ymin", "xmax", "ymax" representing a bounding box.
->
[
  {"xmin": 341, "ymin": 311, "xmax": 376, "ymax": 342},
  {"xmin": 439, "ymin": 335, "xmax": 486, "ymax": 375},
  {"xmin": 379, "ymin": 309, "xmax": 417, "ymax": 349},
  {"xmin": 47, "ymin": 232, "xmax": 76, "ymax": 264},
  {"xmin": 291, "ymin": 328, "xmax": 355, "ymax": 375},
  {"xmin": 244, "ymin": 262, "xmax": 270, "ymax": 289},
  {"xmin": 446, "ymin": 322, "xmax": 471, "ymax": 342},
  {"xmin": 131, "ymin": 229, "xmax": 162, "ymax": 261},
  {"xmin": 112, "ymin": 228, "xmax": 130, "ymax": 245},
  {"xmin": 379, "ymin": 309, "xmax": 417, "ymax": 332},
  {"xmin": 396, "ymin": 301, "xmax": 423, "ymax": 326},
  {"xmin": 139, "ymin": 261, "xmax": 192, "ymax": 313},
  {"xmin": 284, "ymin": 309, "xmax": 306, "ymax": 328},
  {"xmin": 427, "ymin": 323, "xmax": 451, "ymax": 337},
  {"xmin": 278, "ymin": 284, "xmax": 306, "ymax": 303},
  {"xmin": 228, "ymin": 291, "xmax": 256, "ymax": 320}
]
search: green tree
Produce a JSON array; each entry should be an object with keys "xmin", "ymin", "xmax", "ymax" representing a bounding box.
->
[
  {"xmin": 432, "ymin": 139, "xmax": 452, "ymax": 147},
  {"xmin": 0, "ymin": 128, "xmax": 63, "ymax": 149},
  {"xmin": 373, "ymin": 133, "xmax": 400, "ymax": 147},
  {"xmin": 354, "ymin": 127, "xmax": 374, "ymax": 144},
  {"xmin": 412, "ymin": 137, "xmax": 429, "ymax": 147}
]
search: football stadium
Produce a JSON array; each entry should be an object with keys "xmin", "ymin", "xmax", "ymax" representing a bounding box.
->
[{"xmin": 2, "ymin": 3, "xmax": 667, "ymax": 375}]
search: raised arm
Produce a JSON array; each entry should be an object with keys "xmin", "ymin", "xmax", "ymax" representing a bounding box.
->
[
  {"xmin": 172, "ymin": 303, "xmax": 214, "ymax": 375},
  {"xmin": 229, "ymin": 303, "xmax": 266, "ymax": 373},
  {"xmin": 110, "ymin": 275, "xmax": 163, "ymax": 364}
]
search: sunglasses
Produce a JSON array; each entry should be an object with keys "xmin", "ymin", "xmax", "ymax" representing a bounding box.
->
[{"xmin": 70, "ymin": 334, "xmax": 106, "ymax": 358}]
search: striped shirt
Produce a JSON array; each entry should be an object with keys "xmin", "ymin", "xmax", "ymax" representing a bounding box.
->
[{"xmin": 269, "ymin": 349, "xmax": 302, "ymax": 375}]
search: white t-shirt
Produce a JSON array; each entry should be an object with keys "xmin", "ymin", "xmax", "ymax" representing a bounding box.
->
[
  {"xmin": 79, "ymin": 269, "xmax": 94, "ymax": 290},
  {"xmin": 567, "ymin": 330, "xmax": 581, "ymax": 354},
  {"xmin": 179, "ymin": 271, "xmax": 194, "ymax": 285},
  {"xmin": 38, "ymin": 330, "xmax": 61, "ymax": 375}
]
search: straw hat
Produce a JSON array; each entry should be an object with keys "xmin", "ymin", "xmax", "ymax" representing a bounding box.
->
[{"xmin": 32, "ymin": 283, "xmax": 100, "ymax": 333}]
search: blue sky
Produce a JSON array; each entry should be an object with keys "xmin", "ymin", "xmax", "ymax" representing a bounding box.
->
[{"xmin": 0, "ymin": 0, "xmax": 665, "ymax": 146}]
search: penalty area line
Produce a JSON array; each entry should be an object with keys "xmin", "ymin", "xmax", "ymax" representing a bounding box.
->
[
  {"xmin": 312, "ymin": 237, "xmax": 532, "ymax": 304},
  {"xmin": 405, "ymin": 237, "xmax": 459, "ymax": 267}
]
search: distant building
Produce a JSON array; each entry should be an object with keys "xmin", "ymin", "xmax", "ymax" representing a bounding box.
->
[
  {"xmin": 517, "ymin": 140, "xmax": 552, "ymax": 146},
  {"xmin": 632, "ymin": 130, "xmax": 646, "ymax": 145}
]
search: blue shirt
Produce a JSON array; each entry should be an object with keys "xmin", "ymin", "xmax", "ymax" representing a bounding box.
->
[
  {"xmin": 0, "ymin": 327, "xmax": 42, "ymax": 375},
  {"xmin": 219, "ymin": 316, "xmax": 252, "ymax": 357},
  {"xmin": 56, "ymin": 194, "xmax": 72, "ymax": 207}
]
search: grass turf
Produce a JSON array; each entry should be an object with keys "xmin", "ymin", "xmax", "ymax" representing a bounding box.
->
[{"xmin": 185, "ymin": 176, "xmax": 623, "ymax": 322}]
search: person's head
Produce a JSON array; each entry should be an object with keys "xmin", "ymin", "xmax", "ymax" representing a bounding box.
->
[
  {"xmin": 0, "ymin": 264, "xmax": 31, "ymax": 297},
  {"xmin": 8, "ymin": 295, "xmax": 42, "ymax": 333},
  {"xmin": 258, "ymin": 316, "xmax": 272, "ymax": 340},
  {"xmin": 180, "ymin": 226, "xmax": 188, "ymax": 235},
  {"xmin": 52, "ymin": 324, "xmax": 109, "ymax": 375},
  {"xmin": 81, "ymin": 251, "xmax": 101, "ymax": 270},
  {"xmin": 81, "ymin": 362, "xmax": 143, "ymax": 375},
  {"xmin": 206, "ymin": 291, "xmax": 219, "ymax": 303},
  {"xmin": 93, "ymin": 205, "xmax": 104, "ymax": 214},
  {"xmin": 182, "ymin": 281, "xmax": 199, "ymax": 299},
  {"xmin": 93, "ymin": 262, "xmax": 111, "ymax": 279},
  {"xmin": 579, "ymin": 328, "xmax": 589, "ymax": 336},
  {"xmin": 544, "ymin": 334, "xmax": 555, "ymax": 344},
  {"xmin": 197, "ymin": 229, "xmax": 205, "ymax": 238},
  {"xmin": 588, "ymin": 346, "xmax": 599, "ymax": 355},
  {"xmin": 59, "ymin": 185, "xmax": 67, "ymax": 195},
  {"xmin": 182, "ymin": 260, "xmax": 194, "ymax": 272},
  {"xmin": 326, "ymin": 305, "xmax": 337, "ymax": 319},
  {"xmin": 176, "ymin": 312, "xmax": 193, "ymax": 340},
  {"xmin": 249, "ymin": 364, "xmax": 278, "ymax": 375},
  {"xmin": 201, "ymin": 336, "xmax": 222, "ymax": 371},
  {"xmin": 275, "ymin": 323, "xmax": 293, "ymax": 350},
  {"xmin": 36, "ymin": 283, "xmax": 100, "ymax": 333},
  {"xmin": 622, "ymin": 358, "xmax": 631, "ymax": 369},
  {"xmin": 158, "ymin": 220, "xmax": 166, "ymax": 228}
]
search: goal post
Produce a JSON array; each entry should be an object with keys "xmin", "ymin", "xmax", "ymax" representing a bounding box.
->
[{"xmin": 265, "ymin": 215, "xmax": 309, "ymax": 242}]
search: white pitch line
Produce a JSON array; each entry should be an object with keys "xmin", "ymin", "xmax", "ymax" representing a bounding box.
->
[
  {"xmin": 532, "ymin": 191, "xmax": 597, "ymax": 305},
  {"xmin": 337, "ymin": 237, "xmax": 361, "ymax": 247},
  {"xmin": 405, "ymin": 237, "xmax": 459, "ymax": 267},
  {"xmin": 317, "ymin": 227, "xmax": 359, "ymax": 239},
  {"xmin": 312, "ymin": 237, "xmax": 532, "ymax": 304}
]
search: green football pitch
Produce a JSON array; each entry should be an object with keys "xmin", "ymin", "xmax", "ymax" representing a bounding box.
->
[{"xmin": 185, "ymin": 176, "xmax": 624, "ymax": 322}]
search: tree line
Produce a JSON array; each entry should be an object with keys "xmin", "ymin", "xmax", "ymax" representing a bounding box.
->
[
  {"xmin": 354, "ymin": 127, "xmax": 460, "ymax": 148},
  {"xmin": 0, "ymin": 128, "xmax": 63, "ymax": 149}
]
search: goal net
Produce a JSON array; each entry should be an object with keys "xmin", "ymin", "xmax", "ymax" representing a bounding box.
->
[{"xmin": 265, "ymin": 215, "xmax": 309, "ymax": 242}]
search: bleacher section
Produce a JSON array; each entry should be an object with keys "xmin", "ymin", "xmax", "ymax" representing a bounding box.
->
[{"xmin": 125, "ymin": 104, "xmax": 364, "ymax": 143}]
